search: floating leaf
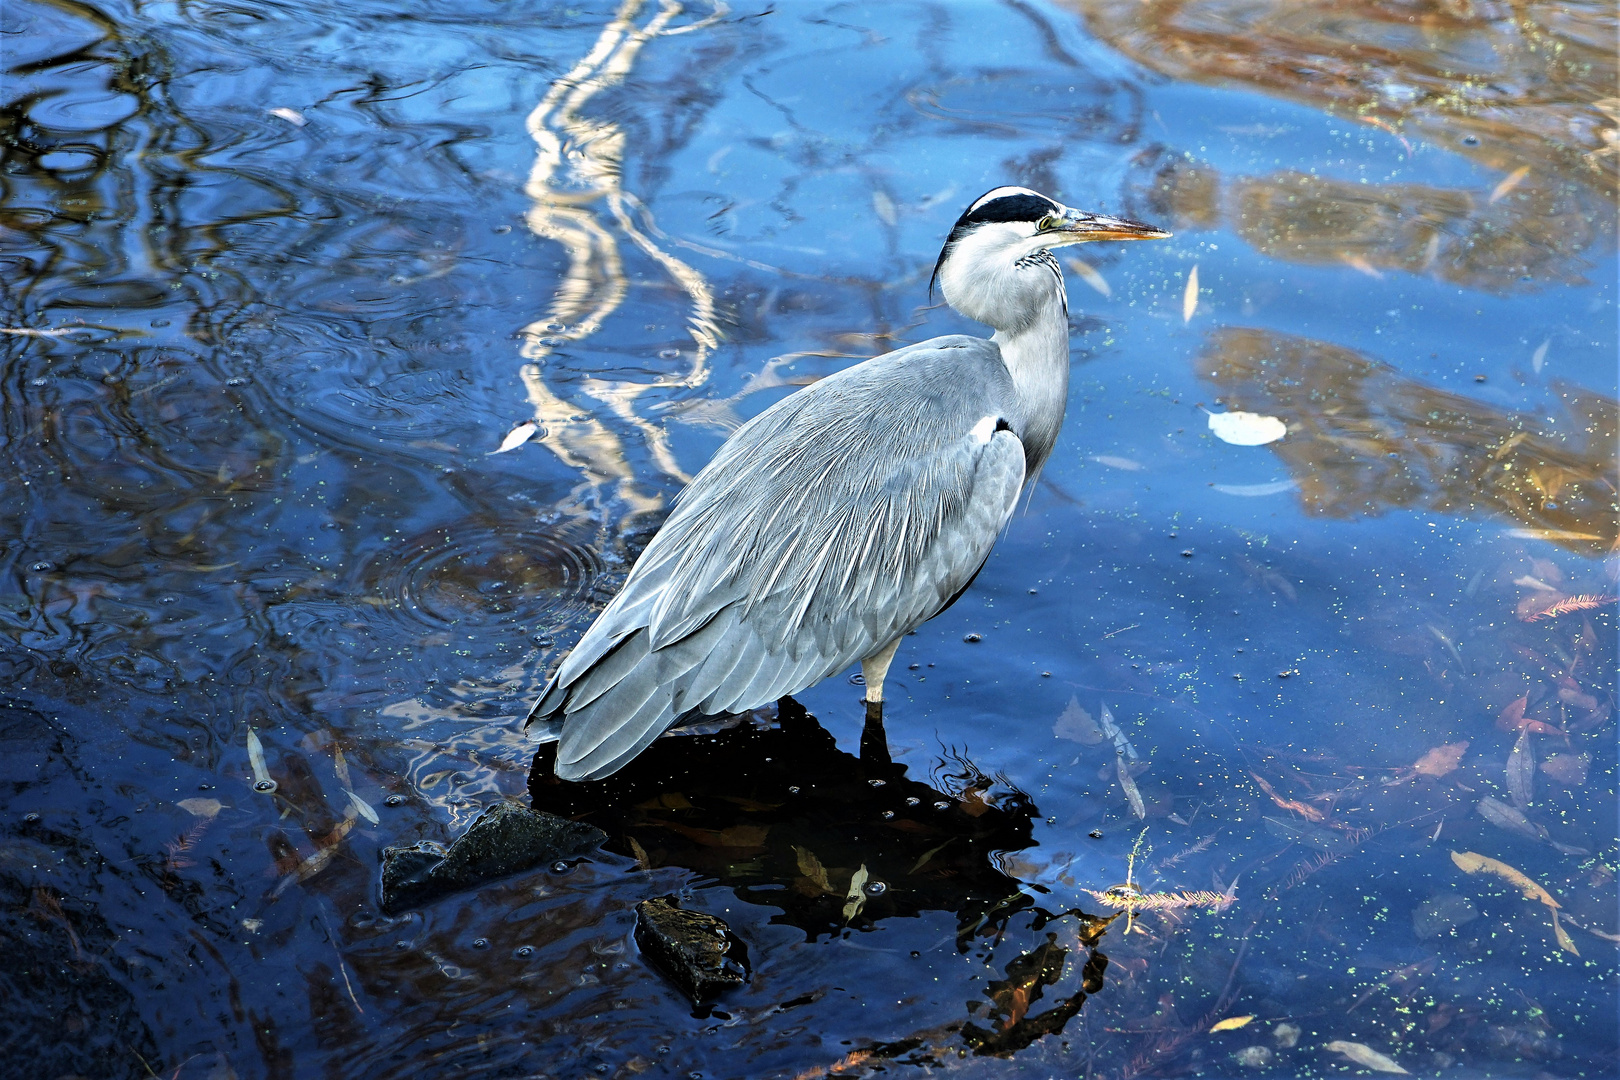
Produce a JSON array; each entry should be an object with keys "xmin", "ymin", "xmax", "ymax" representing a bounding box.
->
[
  {"xmin": 1210, "ymin": 1015, "xmax": 1255, "ymax": 1032},
  {"xmin": 1088, "ymin": 455, "xmax": 1144, "ymax": 471},
  {"xmin": 275, "ymin": 811, "xmax": 359, "ymax": 895},
  {"xmin": 177, "ymin": 797, "xmax": 224, "ymax": 819},
  {"xmin": 333, "ymin": 746, "xmax": 352, "ymax": 789},
  {"xmin": 267, "ymin": 106, "xmax": 306, "ymax": 126},
  {"xmin": 1411, "ymin": 741, "xmax": 1468, "ymax": 778},
  {"xmin": 1488, "ymin": 165, "xmax": 1530, "ymax": 203},
  {"xmin": 1064, "ymin": 256, "xmax": 1111, "ymax": 298},
  {"xmin": 1182, "ymin": 265, "xmax": 1199, "ymax": 323},
  {"xmin": 1495, "ymin": 695, "xmax": 1563, "ymax": 735},
  {"xmin": 793, "ymin": 845, "xmax": 835, "ymax": 895},
  {"xmin": 1450, "ymin": 849, "xmax": 1577, "ymax": 956},
  {"xmin": 1251, "ymin": 772, "xmax": 1325, "ymax": 822},
  {"xmin": 346, "ymin": 790, "xmax": 380, "ymax": 825},
  {"xmin": 1324, "ymin": 1040, "xmax": 1408, "ymax": 1074},
  {"xmin": 1476, "ymin": 796, "xmax": 1541, "ymax": 841},
  {"xmin": 1097, "ymin": 702, "xmax": 1136, "ymax": 760},
  {"xmin": 842, "ymin": 865, "xmax": 870, "ymax": 923},
  {"xmin": 1118, "ymin": 755, "xmax": 1146, "ymax": 819},
  {"xmin": 1540, "ymin": 753, "xmax": 1590, "ymax": 787},
  {"xmin": 1341, "ymin": 253, "xmax": 1384, "ymax": 279},
  {"xmin": 246, "ymin": 727, "xmax": 275, "ymax": 793},
  {"xmin": 1506, "ymin": 727, "xmax": 1533, "ymax": 808},
  {"xmin": 871, "ymin": 190, "xmax": 897, "ymax": 226},
  {"xmin": 1531, "ymin": 339, "xmax": 1549, "ymax": 374},
  {"xmin": 1207, "ymin": 411, "xmax": 1287, "ymax": 446},
  {"xmin": 1213, "ymin": 479, "xmax": 1296, "ymax": 497},
  {"xmin": 492, "ymin": 421, "xmax": 539, "ymax": 454},
  {"xmin": 1053, "ymin": 696, "xmax": 1105, "ymax": 745}
]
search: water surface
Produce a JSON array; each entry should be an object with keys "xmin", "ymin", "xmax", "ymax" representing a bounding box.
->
[{"xmin": 2, "ymin": 1, "xmax": 1615, "ymax": 1077}]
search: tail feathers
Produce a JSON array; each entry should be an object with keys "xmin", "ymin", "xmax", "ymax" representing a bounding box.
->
[{"xmin": 554, "ymin": 680, "xmax": 675, "ymax": 780}]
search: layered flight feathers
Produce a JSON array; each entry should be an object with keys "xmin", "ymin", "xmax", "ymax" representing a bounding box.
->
[{"xmin": 530, "ymin": 335, "xmax": 1028, "ymax": 779}]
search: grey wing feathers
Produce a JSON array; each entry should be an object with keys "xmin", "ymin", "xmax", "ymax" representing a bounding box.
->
[{"xmin": 530, "ymin": 335, "xmax": 1028, "ymax": 779}]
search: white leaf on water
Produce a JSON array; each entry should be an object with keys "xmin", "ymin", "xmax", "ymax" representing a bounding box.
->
[
  {"xmin": 1064, "ymin": 257, "xmax": 1111, "ymax": 298},
  {"xmin": 492, "ymin": 421, "xmax": 539, "ymax": 454},
  {"xmin": 1089, "ymin": 455, "xmax": 1144, "ymax": 471},
  {"xmin": 1182, "ymin": 265, "xmax": 1199, "ymax": 324},
  {"xmin": 842, "ymin": 864, "xmax": 870, "ymax": 923},
  {"xmin": 267, "ymin": 107, "xmax": 306, "ymax": 126},
  {"xmin": 1324, "ymin": 1040, "xmax": 1409, "ymax": 1074},
  {"xmin": 1213, "ymin": 479, "xmax": 1297, "ymax": 497},
  {"xmin": 1208, "ymin": 411, "xmax": 1287, "ymax": 446},
  {"xmin": 872, "ymin": 190, "xmax": 898, "ymax": 226},
  {"xmin": 177, "ymin": 797, "xmax": 223, "ymax": 818},
  {"xmin": 1531, "ymin": 339, "xmax": 1549, "ymax": 374},
  {"xmin": 346, "ymin": 789, "xmax": 380, "ymax": 825},
  {"xmin": 246, "ymin": 728, "xmax": 274, "ymax": 791}
]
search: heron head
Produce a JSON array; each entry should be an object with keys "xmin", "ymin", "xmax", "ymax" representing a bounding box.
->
[{"xmin": 931, "ymin": 186, "xmax": 1168, "ymax": 330}]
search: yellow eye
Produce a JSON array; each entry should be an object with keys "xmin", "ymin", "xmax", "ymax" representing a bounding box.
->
[{"xmin": 1037, "ymin": 214, "xmax": 1059, "ymax": 231}]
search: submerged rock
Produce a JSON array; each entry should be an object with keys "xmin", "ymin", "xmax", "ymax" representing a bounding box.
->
[
  {"xmin": 381, "ymin": 801, "xmax": 605, "ymax": 913},
  {"xmin": 634, "ymin": 896, "xmax": 748, "ymax": 1002}
]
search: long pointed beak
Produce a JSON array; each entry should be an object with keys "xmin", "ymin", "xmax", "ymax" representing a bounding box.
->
[{"xmin": 1047, "ymin": 209, "xmax": 1171, "ymax": 242}]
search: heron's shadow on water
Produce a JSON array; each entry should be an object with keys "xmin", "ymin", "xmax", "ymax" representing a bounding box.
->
[{"xmin": 529, "ymin": 699, "xmax": 1114, "ymax": 1056}]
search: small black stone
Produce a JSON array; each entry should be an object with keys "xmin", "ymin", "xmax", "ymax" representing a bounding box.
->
[{"xmin": 634, "ymin": 897, "xmax": 748, "ymax": 1003}]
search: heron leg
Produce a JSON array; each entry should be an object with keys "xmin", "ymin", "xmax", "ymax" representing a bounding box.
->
[{"xmin": 861, "ymin": 638, "xmax": 902, "ymax": 704}]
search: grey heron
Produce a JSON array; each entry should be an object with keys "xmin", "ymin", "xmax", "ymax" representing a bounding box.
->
[{"xmin": 529, "ymin": 186, "xmax": 1169, "ymax": 780}]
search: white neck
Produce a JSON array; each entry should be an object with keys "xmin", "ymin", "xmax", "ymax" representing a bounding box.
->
[{"xmin": 992, "ymin": 288, "xmax": 1069, "ymax": 478}]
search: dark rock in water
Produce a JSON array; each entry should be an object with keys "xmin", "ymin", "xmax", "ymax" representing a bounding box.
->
[
  {"xmin": 634, "ymin": 896, "xmax": 748, "ymax": 1002},
  {"xmin": 381, "ymin": 801, "xmax": 605, "ymax": 912}
]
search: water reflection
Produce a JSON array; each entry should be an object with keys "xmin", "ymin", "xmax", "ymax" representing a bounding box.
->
[
  {"xmin": 531, "ymin": 699, "xmax": 1044, "ymax": 944},
  {"xmin": 1200, "ymin": 326, "xmax": 1619, "ymax": 554},
  {"xmin": 1073, "ymin": 0, "xmax": 1618, "ymax": 288}
]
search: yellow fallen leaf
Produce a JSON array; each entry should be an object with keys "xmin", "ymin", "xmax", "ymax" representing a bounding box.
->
[
  {"xmin": 1489, "ymin": 165, "xmax": 1530, "ymax": 203},
  {"xmin": 1210, "ymin": 1015, "xmax": 1255, "ymax": 1032},
  {"xmin": 1064, "ymin": 256, "xmax": 1111, "ymax": 298},
  {"xmin": 843, "ymin": 864, "xmax": 870, "ymax": 923},
  {"xmin": 1411, "ymin": 741, "xmax": 1468, "ymax": 777},
  {"xmin": 1450, "ymin": 850, "xmax": 1578, "ymax": 956},
  {"xmin": 1182, "ymin": 265, "xmax": 1199, "ymax": 323},
  {"xmin": 1324, "ymin": 1040, "xmax": 1408, "ymax": 1074}
]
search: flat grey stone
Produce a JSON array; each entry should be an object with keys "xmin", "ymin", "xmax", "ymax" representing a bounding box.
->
[
  {"xmin": 381, "ymin": 802, "xmax": 605, "ymax": 913},
  {"xmin": 634, "ymin": 897, "xmax": 748, "ymax": 1003}
]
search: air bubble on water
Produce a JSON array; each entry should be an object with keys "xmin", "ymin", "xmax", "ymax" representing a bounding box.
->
[
  {"xmin": 254, "ymin": 780, "xmax": 278, "ymax": 793},
  {"xmin": 865, "ymin": 880, "xmax": 887, "ymax": 895}
]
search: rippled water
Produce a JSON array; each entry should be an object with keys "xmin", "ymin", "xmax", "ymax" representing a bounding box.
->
[{"xmin": 3, "ymin": 1, "xmax": 1615, "ymax": 1077}]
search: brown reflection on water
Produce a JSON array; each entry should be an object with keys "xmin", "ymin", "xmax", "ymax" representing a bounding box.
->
[
  {"xmin": 1200, "ymin": 326, "xmax": 1619, "ymax": 555},
  {"xmin": 1068, "ymin": 0, "xmax": 1617, "ymax": 289}
]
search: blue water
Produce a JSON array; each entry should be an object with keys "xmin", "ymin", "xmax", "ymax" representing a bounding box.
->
[{"xmin": 2, "ymin": 1, "xmax": 1614, "ymax": 1076}]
